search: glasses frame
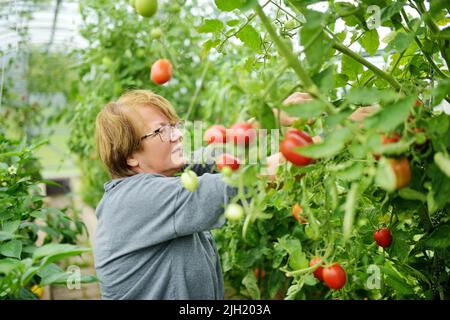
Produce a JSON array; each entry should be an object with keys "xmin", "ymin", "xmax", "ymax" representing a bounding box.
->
[{"xmin": 140, "ymin": 121, "xmax": 184, "ymax": 142}]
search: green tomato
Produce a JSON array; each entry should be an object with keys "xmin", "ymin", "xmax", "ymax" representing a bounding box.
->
[
  {"xmin": 102, "ymin": 56, "xmax": 113, "ymax": 67},
  {"xmin": 220, "ymin": 166, "xmax": 232, "ymax": 177},
  {"xmin": 151, "ymin": 28, "xmax": 163, "ymax": 39},
  {"xmin": 181, "ymin": 170, "xmax": 198, "ymax": 192},
  {"xmin": 169, "ymin": 4, "xmax": 180, "ymax": 13},
  {"xmin": 135, "ymin": 0, "xmax": 158, "ymax": 18},
  {"xmin": 225, "ymin": 203, "xmax": 244, "ymax": 222}
]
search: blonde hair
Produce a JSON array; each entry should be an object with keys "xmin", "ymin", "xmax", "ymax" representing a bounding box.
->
[{"xmin": 95, "ymin": 90, "xmax": 179, "ymax": 178}]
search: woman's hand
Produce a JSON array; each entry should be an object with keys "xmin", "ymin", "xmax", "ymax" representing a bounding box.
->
[
  {"xmin": 273, "ymin": 92, "xmax": 313, "ymax": 126},
  {"xmin": 264, "ymin": 152, "xmax": 286, "ymax": 182}
]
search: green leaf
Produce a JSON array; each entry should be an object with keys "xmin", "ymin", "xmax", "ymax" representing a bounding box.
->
[
  {"xmin": 0, "ymin": 240, "xmax": 22, "ymax": 259},
  {"xmin": 227, "ymin": 19, "xmax": 240, "ymax": 27},
  {"xmin": 432, "ymin": 79, "xmax": 450, "ymax": 104},
  {"xmin": 242, "ymin": 272, "xmax": 260, "ymax": 299},
  {"xmin": 235, "ymin": 25, "xmax": 261, "ymax": 52},
  {"xmin": 346, "ymin": 87, "xmax": 398, "ymax": 105},
  {"xmin": 277, "ymin": 237, "xmax": 308, "ymax": 270},
  {"xmin": 385, "ymin": 32, "xmax": 414, "ymax": 53},
  {"xmin": 196, "ymin": 19, "xmax": 224, "ymax": 33},
  {"xmin": 329, "ymin": 161, "xmax": 364, "ymax": 181},
  {"xmin": 281, "ymin": 99, "xmax": 327, "ymax": 119},
  {"xmin": 312, "ymin": 66, "xmax": 334, "ymax": 93},
  {"xmin": 364, "ymin": 96, "xmax": 415, "ymax": 132},
  {"xmin": 1, "ymin": 220, "xmax": 20, "ymax": 234},
  {"xmin": 32, "ymin": 244, "xmax": 90, "ymax": 262},
  {"xmin": 425, "ymin": 224, "xmax": 450, "ymax": 248},
  {"xmin": 296, "ymin": 127, "xmax": 351, "ymax": 158},
  {"xmin": 0, "ymin": 258, "xmax": 19, "ymax": 274},
  {"xmin": 359, "ymin": 29, "xmax": 380, "ymax": 56},
  {"xmin": 342, "ymin": 54, "xmax": 363, "ymax": 81},
  {"xmin": 382, "ymin": 263, "xmax": 415, "ymax": 295},
  {"xmin": 202, "ymin": 39, "xmax": 220, "ymax": 58},
  {"xmin": 398, "ymin": 188, "xmax": 427, "ymax": 202},
  {"xmin": 375, "ymin": 157, "xmax": 396, "ymax": 192},
  {"xmin": 214, "ymin": 0, "xmax": 256, "ymax": 12},
  {"xmin": 343, "ymin": 182, "xmax": 359, "ymax": 242},
  {"xmin": 434, "ymin": 152, "xmax": 450, "ymax": 178}
]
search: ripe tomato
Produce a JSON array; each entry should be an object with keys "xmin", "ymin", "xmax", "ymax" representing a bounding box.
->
[
  {"xmin": 151, "ymin": 59, "xmax": 172, "ymax": 85},
  {"xmin": 309, "ymin": 257, "xmax": 324, "ymax": 281},
  {"xmin": 204, "ymin": 125, "xmax": 227, "ymax": 144},
  {"xmin": 135, "ymin": 0, "xmax": 158, "ymax": 18},
  {"xmin": 415, "ymin": 99, "xmax": 423, "ymax": 107},
  {"xmin": 180, "ymin": 170, "xmax": 198, "ymax": 192},
  {"xmin": 389, "ymin": 157, "xmax": 411, "ymax": 190},
  {"xmin": 216, "ymin": 153, "xmax": 240, "ymax": 172},
  {"xmin": 254, "ymin": 268, "xmax": 266, "ymax": 280},
  {"xmin": 374, "ymin": 132, "xmax": 401, "ymax": 160},
  {"xmin": 373, "ymin": 227, "xmax": 392, "ymax": 248},
  {"xmin": 291, "ymin": 203, "xmax": 307, "ymax": 224},
  {"xmin": 225, "ymin": 203, "xmax": 244, "ymax": 221},
  {"xmin": 227, "ymin": 122, "xmax": 256, "ymax": 146},
  {"xmin": 322, "ymin": 263, "xmax": 346, "ymax": 290},
  {"xmin": 285, "ymin": 128, "xmax": 313, "ymax": 144},
  {"xmin": 280, "ymin": 131, "xmax": 313, "ymax": 166}
]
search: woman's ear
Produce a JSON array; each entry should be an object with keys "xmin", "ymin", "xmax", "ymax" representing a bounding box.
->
[{"xmin": 126, "ymin": 156, "xmax": 139, "ymax": 168}]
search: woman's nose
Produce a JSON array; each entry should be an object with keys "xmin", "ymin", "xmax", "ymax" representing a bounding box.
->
[{"xmin": 171, "ymin": 127, "xmax": 184, "ymax": 142}]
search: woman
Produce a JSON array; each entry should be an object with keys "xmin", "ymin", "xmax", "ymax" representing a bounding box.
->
[{"xmin": 93, "ymin": 89, "xmax": 287, "ymax": 299}]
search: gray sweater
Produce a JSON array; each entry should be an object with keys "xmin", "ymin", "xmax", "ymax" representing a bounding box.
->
[{"xmin": 93, "ymin": 161, "xmax": 237, "ymax": 300}]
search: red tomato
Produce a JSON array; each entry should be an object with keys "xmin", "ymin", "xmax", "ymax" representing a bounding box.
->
[
  {"xmin": 309, "ymin": 257, "xmax": 324, "ymax": 281},
  {"xmin": 280, "ymin": 132, "xmax": 313, "ymax": 166},
  {"xmin": 323, "ymin": 263, "xmax": 346, "ymax": 290},
  {"xmin": 204, "ymin": 125, "xmax": 227, "ymax": 144},
  {"xmin": 254, "ymin": 268, "xmax": 266, "ymax": 280},
  {"xmin": 389, "ymin": 157, "xmax": 411, "ymax": 190},
  {"xmin": 227, "ymin": 122, "xmax": 256, "ymax": 146},
  {"xmin": 291, "ymin": 203, "xmax": 307, "ymax": 224},
  {"xmin": 415, "ymin": 99, "xmax": 423, "ymax": 107},
  {"xmin": 216, "ymin": 153, "xmax": 240, "ymax": 171},
  {"xmin": 382, "ymin": 132, "xmax": 401, "ymax": 144},
  {"xmin": 151, "ymin": 59, "xmax": 172, "ymax": 85},
  {"xmin": 374, "ymin": 133, "xmax": 401, "ymax": 160},
  {"xmin": 285, "ymin": 128, "xmax": 314, "ymax": 144},
  {"xmin": 373, "ymin": 227, "xmax": 392, "ymax": 248}
]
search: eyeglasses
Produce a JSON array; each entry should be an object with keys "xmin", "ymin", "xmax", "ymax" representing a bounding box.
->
[{"xmin": 140, "ymin": 121, "xmax": 185, "ymax": 142}]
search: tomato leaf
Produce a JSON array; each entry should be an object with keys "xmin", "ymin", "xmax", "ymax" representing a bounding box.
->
[
  {"xmin": 364, "ymin": 96, "xmax": 415, "ymax": 132},
  {"xmin": 341, "ymin": 54, "xmax": 363, "ymax": 81},
  {"xmin": 343, "ymin": 182, "xmax": 359, "ymax": 242},
  {"xmin": 425, "ymin": 224, "xmax": 450, "ymax": 248},
  {"xmin": 359, "ymin": 29, "xmax": 379, "ymax": 56},
  {"xmin": 196, "ymin": 19, "xmax": 224, "ymax": 33},
  {"xmin": 280, "ymin": 99, "xmax": 327, "ymax": 118},
  {"xmin": 242, "ymin": 272, "xmax": 261, "ymax": 299},
  {"xmin": 398, "ymin": 188, "xmax": 427, "ymax": 202},
  {"xmin": 296, "ymin": 127, "xmax": 351, "ymax": 158},
  {"xmin": 236, "ymin": 25, "xmax": 261, "ymax": 53},
  {"xmin": 375, "ymin": 157, "xmax": 397, "ymax": 192},
  {"xmin": 434, "ymin": 152, "xmax": 450, "ymax": 178}
]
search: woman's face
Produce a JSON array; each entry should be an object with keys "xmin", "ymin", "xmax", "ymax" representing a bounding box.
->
[{"xmin": 126, "ymin": 105, "xmax": 185, "ymax": 177}]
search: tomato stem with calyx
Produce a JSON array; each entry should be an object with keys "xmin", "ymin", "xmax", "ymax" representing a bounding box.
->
[{"xmin": 254, "ymin": 4, "xmax": 337, "ymax": 115}]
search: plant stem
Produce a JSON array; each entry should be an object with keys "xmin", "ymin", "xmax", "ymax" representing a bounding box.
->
[
  {"xmin": 254, "ymin": 4, "xmax": 337, "ymax": 114},
  {"xmin": 331, "ymin": 41, "xmax": 403, "ymax": 91},
  {"xmin": 185, "ymin": 59, "xmax": 210, "ymax": 119}
]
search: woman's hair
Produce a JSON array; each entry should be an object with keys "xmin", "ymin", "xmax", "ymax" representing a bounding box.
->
[{"xmin": 95, "ymin": 90, "xmax": 179, "ymax": 178}]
